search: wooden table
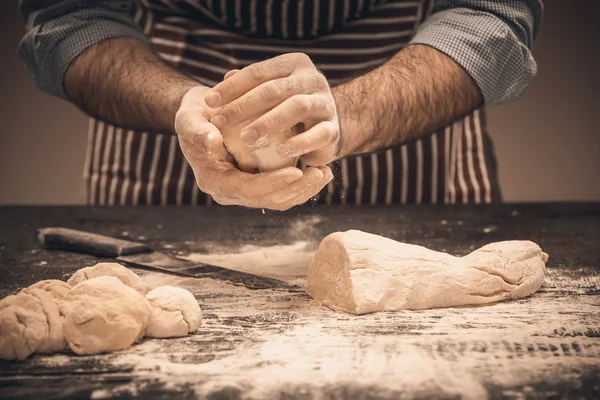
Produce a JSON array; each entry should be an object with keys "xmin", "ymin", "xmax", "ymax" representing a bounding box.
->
[{"xmin": 1, "ymin": 204, "xmax": 599, "ymax": 399}]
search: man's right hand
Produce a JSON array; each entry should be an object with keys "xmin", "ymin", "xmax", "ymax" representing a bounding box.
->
[{"xmin": 175, "ymin": 86, "xmax": 333, "ymax": 210}]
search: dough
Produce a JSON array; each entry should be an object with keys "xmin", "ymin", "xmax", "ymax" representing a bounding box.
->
[
  {"xmin": 19, "ymin": 288, "xmax": 66, "ymax": 353},
  {"xmin": 61, "ymin": 276, "xmax": 151, "ymax": 355},
  {"xmin": 145, "ymin": 286, "xmax": 202, "ymax": 338},
  {"xmin": 22, "ymin": 279, "xmax": 71, "ymax": 301},
  {"xmin": 0, "ymin": 290, "xmax": 64, "ymax": 360},
  {"xmin": 306, "ymin": 230, "xmax": 548, "ymax": 315},
  {"xmin": 67, "ymin": 262, "xmax": 149, "ymax": 294},
  {"xmin": 221, "ymin": 118, "xmax": 298, "ymax": 173}
]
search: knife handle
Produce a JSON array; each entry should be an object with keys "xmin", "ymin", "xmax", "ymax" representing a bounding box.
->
[{"xmin": 37, "ymin": 227, "xmax": 152, "ymax": 257}]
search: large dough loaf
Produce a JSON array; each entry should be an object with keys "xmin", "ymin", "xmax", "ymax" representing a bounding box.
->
[{"xmin": 306, "ymin": 230, "xmax": 548, "ymax": 315}]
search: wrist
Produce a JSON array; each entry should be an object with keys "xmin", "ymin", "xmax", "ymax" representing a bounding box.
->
[{"xmin": 331, "ymin": 85, "xmax": 372, "ymax": 158}]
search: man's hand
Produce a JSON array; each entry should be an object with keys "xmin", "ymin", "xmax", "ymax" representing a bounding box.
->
[
  {"xmin": 204, "ymin": 53, "xmax": 341, "ymax": 166},
  {"xmin": 175, "ymin": 86, "xmax": 333, "ymax": 210}
]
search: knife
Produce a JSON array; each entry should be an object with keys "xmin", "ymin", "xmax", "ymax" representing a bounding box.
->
[{"xmin": 37, "ymin": 227, "xmax": 288, "ymax": 290}]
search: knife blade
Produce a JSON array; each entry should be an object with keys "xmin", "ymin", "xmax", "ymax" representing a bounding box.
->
[{"xmin": 37, "ymin": 227, "xmax": 288, "ymax": 290}]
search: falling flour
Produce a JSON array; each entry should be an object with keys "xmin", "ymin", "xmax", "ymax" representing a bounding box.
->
[{"xmin": 182, "ymin": 241, "xmax": 317, "ymax": 280}]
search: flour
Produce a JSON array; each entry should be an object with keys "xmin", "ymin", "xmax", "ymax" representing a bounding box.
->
[
  {"xmin": 34, "ymin": 265, "xmax": 596, "ymax": 399},
  {"xmin": 182, "ymin": 240, "xmax": 317, "ymax": 280},
  {"xmin": 21, "ymin": 248, "xmax": 599, "ymax": 400},
  {"xmin": 68, "ymin": 290, "xmax": 600, "ymax": 399}
]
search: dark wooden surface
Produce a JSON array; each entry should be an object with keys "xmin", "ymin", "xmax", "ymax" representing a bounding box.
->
[{"xmin": 0, "ymin": 204, "xmax": 599, "ymax": 399}]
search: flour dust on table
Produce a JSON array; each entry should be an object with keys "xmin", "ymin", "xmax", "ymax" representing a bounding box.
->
[
  {"xmin": 1, "ymin": 231, "xmax": 549, "ymax": 360},
  {"xmin": 0, "ymin": 263, "xmax": 203, "ymax": 360},
  {"xmin": 307, "ymin": 230, "xmax": 548, "ymax": 314}
]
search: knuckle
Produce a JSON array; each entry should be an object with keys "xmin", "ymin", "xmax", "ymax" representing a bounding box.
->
[
  {"xmin": 255, "ymin": 115, "xmax": 274, "ymax": 131},
  {"xmin": 290, "ymin": 95, "xmax": 308, "ymax": 113},
  {"xmin": 231, "ymin": 101, "xmax": 245, "ymax": 118},
  {"xmin": 195, "ymin": 178, "xmax": 211, "ymax": 195},
  {"xmin": 290, "ymin": 75, "xmax": 306, "ymax": 93},
  {"xmin": 262, "ymin": 80, "xmax": 281, "ymax": 98},
  {"xmin": 292, "ymin": 52, "xmax": 312, "ymax": 66},
  {"xmin": 245, "ymin": 93, "xmax": 260, "ymax": 107},
  {"xmin": 324, "ymin": 122, "xmax": 339, "ymax": 142},
  {"xmin": 313, "ymin": 73, "xmax": 329, "ymax": 92},
  {"xmin": 248, "ymin": 64, "xmax": 266, "ymax": 81},
  {"xmin": 323, "ymin": 120, "xmax": 337, "ymax": 135},
  {"xmin": 223, "ymin": 78, "xmax": 237, "ymax": 97}
]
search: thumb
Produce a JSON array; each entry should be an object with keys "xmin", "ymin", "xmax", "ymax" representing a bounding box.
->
[
  {"xmin": 202, "ymin": 129, "xmax": 230, "ymax": 161},
  {"xmin": 177, "ymin": 119, "xmax": 230, "ymax": 162},
  {"xmin": 176, "ymin": 111, "xmax": 229, "ymax": 158}
]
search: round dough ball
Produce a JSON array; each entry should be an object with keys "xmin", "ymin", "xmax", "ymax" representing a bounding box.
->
[
  {"xmin": 145, "ymin": 286, "xmax": 202, "ymax": 338},
  {"xmin": 67, "ymin": 262, "xmax": 149, "ymax": 294},
  {"xmin": 0, "ymin": 292, "xmax": 52, "ymax": 360},
  {"xmin": 22, "ymin": 279, "xmax": 71, "ymax": 302},
  {"xmin": 221, "ymin": 118, "xmax": 298, "ymax": 173},
  {"xmin": 62, "ymin": 276, "xmax": 151, "ymax": 355},
  {"xmin": 19, "ymin": 288, "xmax": 66, "ymax": 353}
]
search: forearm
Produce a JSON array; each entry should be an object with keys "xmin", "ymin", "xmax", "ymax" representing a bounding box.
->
[
  {"xmin": 333, "ymin": 44, "xmax": 482, "ymax": 157},
  {"xmin": 64, "ymin": 38, "xmax": 200, "ymax": 133}
]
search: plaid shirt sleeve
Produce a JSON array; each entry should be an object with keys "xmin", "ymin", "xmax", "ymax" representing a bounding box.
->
[
  {"xmin": 409, "ymin": 0, "xmax": 543, "ymax": 105},
  {"xmin": 19, "ymin": 0, "xmax": 543, "ymax": 105},
  {"xmin": 18, "ymin": 0, "xmax": 147, "ymax": 100}
]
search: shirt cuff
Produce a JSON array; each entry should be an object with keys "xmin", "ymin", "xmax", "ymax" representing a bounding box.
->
[
  {"xmin": 19, "ymin": 10, "xmax": 149, "ymax": 101},
  {"xmin": 408, "ymin": 8, "xmax": 537, "ymax": 106}
]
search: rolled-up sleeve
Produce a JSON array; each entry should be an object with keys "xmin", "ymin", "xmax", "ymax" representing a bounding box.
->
[
  {"xmin": 18, "ymin": 0, "xmax": 149, "ymax": 100},
  {"xmin": 409, "ymin": 0, "xmax": 543, "ymax": 105}
]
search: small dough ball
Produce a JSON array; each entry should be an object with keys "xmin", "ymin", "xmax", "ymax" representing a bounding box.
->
[
  {"xmin": 62, "ymin": 276, "xmax": 151, "ymax": 355},
  {"xmin": 221, "ymin": 118, "xmax": 298, "ymax": 173},
  {"xmin": 0, "ymin": 293, "xmax": 49, "ymax": 360},
  {"xmin": 19, "ymin": 288, "xmax": 66, "ymax": 353},
  {"xmin": 22, "ymin": 279, "xmax": 71, "ymax": 302},
  {"xmin": 67, "ymin": 262, "xmax": 149, "ymax": 294},
  {"xmin": 145, "ymin": 286, "xmax": 202, "ymax": 338}
]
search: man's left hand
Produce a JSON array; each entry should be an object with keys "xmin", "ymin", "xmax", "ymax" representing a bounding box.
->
[{"xmin": 204, "ymin": 53, "xmax": 341, "ymax": 166}]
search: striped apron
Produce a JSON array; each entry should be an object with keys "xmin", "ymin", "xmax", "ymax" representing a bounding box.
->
[{"xmin": 82, "ymin": 0, "xmax": 501, "ymax": 206}]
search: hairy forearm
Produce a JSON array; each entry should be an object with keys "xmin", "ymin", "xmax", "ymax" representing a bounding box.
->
[
  {"xmin": 64, "ymin": 37, "xmax": 200, "ymax": 133},
  {"xmin": 333, "ymin": 44, "xmax": 483, "ymax": 157}
]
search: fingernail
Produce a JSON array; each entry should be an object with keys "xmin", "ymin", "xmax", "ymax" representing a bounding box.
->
[
  {"xmin": 241, "ymin": 128, "xmax": 259, "ymax": 145},
  {"xmin": 204, "ymin": 132, "xmax": 216, "ymax": 152},
  {"xmin": 212, "ymin": 114, "xmax": 227, "ymax": 129},
  {"xmin": 205, "ymin": 90, "xmax": 221, "ymax": 107},
  {"xmin": 277, "ymin": 143, "xmax": 298, "ymax": 157}
]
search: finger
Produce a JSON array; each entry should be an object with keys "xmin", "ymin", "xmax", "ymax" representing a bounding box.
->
[
  {"xmin": 276, "ymin": 120, "xmax": 338, "ymax": 158},
  {"xmin": 262, "ymin": 167, "xmax": 324, "ymax": 203},
  {"xmin": 211, "ymin": 75, "xmax": 318, "ymax": 131},
  {"xmin": 240, "ymin": 95, "xmax": 333, "ymax": 146},
  {"xmin": 204, "ymin": 53, "xmax": 313, "ymax": 107},
  {"xmin": 212, "ymin": 167, "xmax": 304, "ymax": 200},
  {"xmin": 261, "ymin": 166, "xmax": 334, "ymax": 210},
  {"xmin": 224, "ymin": 69, "xmax": 240, "ymax": 80}
]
